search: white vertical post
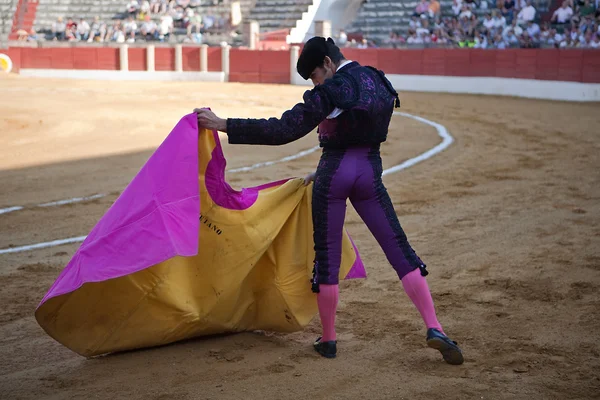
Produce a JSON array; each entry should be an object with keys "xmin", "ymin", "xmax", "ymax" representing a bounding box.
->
[
  {"xmin": 119, "ymin": 45, "xmax": 129, "ymax": 71},
  {"xmin": 175, "ymin": 44, "xmax": 183, "ymax": 72},
  {"xmin": 290, "ymin": 45, "xmax": 299, "ymax": 85},
  {"xmin": 221, "ymin": 44, "xmax": 230, "ymax": 82},
  {"xmin": 200, "ymin": 44, "xmax": 208, "ymax": 72},
  {"xmin": 146, "ymin": 45, "xmax": 155, "ymax": 72}
]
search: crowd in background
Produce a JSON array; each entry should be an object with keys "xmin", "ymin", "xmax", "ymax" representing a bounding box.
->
[
  {"xmin": 364, "ymin": 0, "xmax": 600, "ymax": 48},
  {"xmin": 20, "ymin": 0, "xmax": 233, "ymax": 44}
]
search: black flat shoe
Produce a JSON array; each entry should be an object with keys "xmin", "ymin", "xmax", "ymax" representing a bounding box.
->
[
  {"xmin": 426, "ymin": 328, "xmax": 464, "ymax": 365},
  {"xmin": 313, "ymin": 336, "xmax": 337, "ymax": 359}
]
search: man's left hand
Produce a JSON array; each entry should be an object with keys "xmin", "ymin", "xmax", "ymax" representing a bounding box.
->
[{"xmin": 194, "ymin": 108, "xmax": 227, "ymax": 132}]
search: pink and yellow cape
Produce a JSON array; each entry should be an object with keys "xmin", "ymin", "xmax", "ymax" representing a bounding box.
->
[{"xmin": 35, "ymin": 113, "xmax": 365, "ymax": 357}]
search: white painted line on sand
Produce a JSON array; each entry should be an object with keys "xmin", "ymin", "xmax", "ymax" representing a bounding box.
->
[
  {"xmin": 227, "ymin": 146, "xmax": 320, "ymax": 173},
  {"xmin": 0, "ymin": 206, "xmax": 23, "ymax": 215},
  {"xmin": 383, "ymin": 112, "xmax": 453, "ymax": 175},
  {"xmin": 0, "ymin": 113, "xmax": 453, "ymax": 255},
  {"xmin": 38, "ymin": 193, "xmax": 107, "ymax": 208},
  {"xmin": 0, "ymin": 236, "xmax": 88, "ymax": 255}
]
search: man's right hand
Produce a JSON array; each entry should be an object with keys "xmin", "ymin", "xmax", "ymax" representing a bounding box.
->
[{"xmin": 303, "ymin": 172, "xmax": 316, "ymax": 186}]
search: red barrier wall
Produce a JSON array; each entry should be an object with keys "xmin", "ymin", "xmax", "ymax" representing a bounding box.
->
[
  {"xmin": 182, "ymin": 46, "xmax": 200, "ymax": 71},
  {"xmin": 128, "ymin": 48, "xmax": 146, "ymax": 71},
  {"xmin": 207, "ymin": 47, "xmax": 221, "ymax": 72},
  {"xmin": 229, "ymin": 49, "xmax": 290, "ymax": 84},
  {"xmin": 155, "ymin": 47, "xmax": 175, "ymax": 71},
  {"xmin": 4, "ymin": 47, "xmax": 600, "ymax": 84},
  {"xmin": 8, "ymin": 47, "xmax": 120, "ymax": 71}
]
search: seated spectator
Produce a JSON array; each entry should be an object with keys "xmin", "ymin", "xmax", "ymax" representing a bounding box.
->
[
  {"xmin": 126, "ymin": 0, "xmax": 140, "ymax": 16},
  {"xmin": 590, "ymin": 32, "xmax": 600, "ymax": 47},
  {"xmin": 493, "ymin": 9, "xmax": 507, "ymax": 30},
  {"xmin": 501, "ymin": 0, "xmax": 516, "ymax": 23},
  {"xmin": 503, "ymin": 18, "xmax": 523, "ymax": 35},
  {"xmin": 552, "ymin": 1, "xmax": 574, "ymax": 24},
  {"xmin": 517, "ymin": 0, "xmax": 536, "ymax": 23},
  {"xmin": 172, "ymin": 5, "xmax": 186, "ymax": 28},
  {"xmin": 65, "ymin": 24, "xmax": 78, "ymax": 42},
  {"xmin": 559, "ymin": 34, "xmax": 575, "ymax": 46},
  {"xmin": 88, "ymin": 16, "xmax": 102, "ymax": 42},
  {"xmin": 158, "ymin": 14, "xmax": 173, "ymax": 41},
  {"xmin": 564, "ymin": 26, "xmax": 577, "ymax": 40},
  {"xmin": 474, "ymin": 30, "xmax": 489, "ymax": 47},
  {"xmin": 187, "ymin": 10, "xmax": 203, "ymax": 34},
  {"xmin": 406, "ymin": 30, "xmax": 423, "ymax": 43},
  {"xmin": 51, "ymin": 17, "xmax": 66, "ymax": 41},
  {"xmin": 579, "ymin": 15, "xmax": 595, "ymax": 33},
  {"xmin": 124, "ymin": 16, "xmax": 138, "ymax": 42},
  {"xmin": 150, "ymin": 0, "xmax": 161, "ymax": 14},
  {"xmin": 519, "ymin": 31, "xmax": 536, "ymax": 47},
  {"xmin": 141, "ymin": 1, "xmax": 151, "ymax": 14},
  {"xmin": 409, "ymin": 15, "xmax": 422, "ymax": 30},
  {"xmin": 452, "ymin": 0, "xmax": 463, "ymax": 15},
  {"xmin": 66, "ymin": 17, "xmax": 77, "ymax": 33},
  {"xmin": 579, "ymin": 30, "xmax": 594, "ymax": 45},
  {"xmin": 459, "ymin": 4, "xmax": 473, "ymax": 19},
  {"xmin": 77, "ymin": 18, "xmax": 90, "ymax": 41},
  {"xmin": 549, "ymin": 28, "xmax": 565, "ymax": 44},
  {"xmin": 429, "ymin": 0, "xmax": 441, "ymax": 18},
  {"xmin": 431, "ymin": 28, "xmax": 448, "ymax": 43},
  {"xmin": 504, "ymin": 29, "xmax": 520, "ymax": 44},
  {"xmin": 16, "ymin": 29, "xmax": 28, "ymax": 41},
  {"xmin": 483, "ymin": 13, "xmax": 495, "ymax": 31},
  {"xmin": 417, "ymin": 19, "xmax": 431, "ymax": 36},
  {"xmin": 464, "ymin": 0, "xmax": 479, "ymax": 9},
  {"xmin": 414, "ymin": 0, "xmax": 430, "ymax": 17},
  {"xmin": 526, "ymin": 20, "xmax": 541, "ymax": 36},
  {"xmin": 140, "ymin": 15, "xmax": 159, "ymax": 40},
  {"xmin": 493, "ymin": 33, "xmax": 509, "ymax": 47}
]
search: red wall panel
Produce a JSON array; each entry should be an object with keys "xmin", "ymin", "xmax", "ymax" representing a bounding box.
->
[
  {"xmin": 229, "ymin": 49, "xmax": 260, "ymax": 83},
  {"xmin": 582, "ymin": 50, "xmax": 600, "ymax": 83},
  {"xmin": 259, "ymin": 50, "xmax": 289, "ymax": 84},
  {"xmin": 421, "ymin": 48, "xmax": 446, "ymax": 76},
  {"xmin": 182, "ymin": 46, "xmax": 200, "ymax": 71},
  {"xmin": 207, "ymin": 47, "xmax": 221, "ymax": 72},
  {"xmin": 72, "ymin": 48, "xmax": 98, "ymax": 70},
  {"xmin": 50, "ymin": 48, "xmax": 74, "ymax": 69},
  {"xmin": 128, "ymin": 48, "xmax": 146, "ymax": 71},
  {"xmin": 444, "ymin": 49, "xmax": 471, "ymax": 76},
  {"xmin": 534, "ymin": 49, "xmax": 559, "ymax": 81},
  {"xmin": 469, "ymin": 49, "xmax": 496, "ymax": 77},
  {"xmin": 155, "ymin": 47, "xmax": 174, "ymax": 71},
  {"xmin": 395, "ymin": 50, "xmax": 424, "ymax": 75},
  {"xmin": 377, "ymin": 49, "xmax": 403, "ymax": 74},
  {"xmin": 495, "ymin": 49, "xmax": 517, "ymax": 78},
  {"xmin": 96, "ymin": 48, "xmax": 119, "ymax": 70},
  {"xmin": 557, "ymin": 49, "xmax": 584, "ymax": 82},
  {"xmin": 20, "ymin": 47, "xmax": 52, "ymax": 68},
  {"xmin": 513, "ymin": 49, "xmax": 537, "ymax": 79}
]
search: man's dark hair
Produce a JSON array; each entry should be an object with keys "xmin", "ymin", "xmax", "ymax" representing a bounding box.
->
[{"xmin": 296, "ymin": 36, "xmax": 345, "ymax": 80}]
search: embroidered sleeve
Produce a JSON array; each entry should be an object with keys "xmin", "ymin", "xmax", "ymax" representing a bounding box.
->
[{"xmin": 226, "ymin": 85, "xmax": 337, "ymax": 146}]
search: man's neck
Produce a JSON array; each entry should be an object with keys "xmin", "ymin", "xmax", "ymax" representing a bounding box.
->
[{"xmin": 334, "ymin": 59, "xmax": 352, "ymax": 73}]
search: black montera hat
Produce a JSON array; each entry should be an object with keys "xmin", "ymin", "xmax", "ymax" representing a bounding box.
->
[{"xmin": 296, "ymin": 36, "xmax": 336, "ymax": 80}]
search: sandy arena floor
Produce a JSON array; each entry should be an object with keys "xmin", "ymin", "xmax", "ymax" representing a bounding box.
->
[{"xmin": 0, "ymin": 74, "xmax": 599, "ymax": 400}]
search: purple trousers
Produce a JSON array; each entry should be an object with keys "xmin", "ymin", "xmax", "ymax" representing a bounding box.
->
[{"xmin": 311, "ymin": 146, "xmax": 426, "ymax": 290}]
